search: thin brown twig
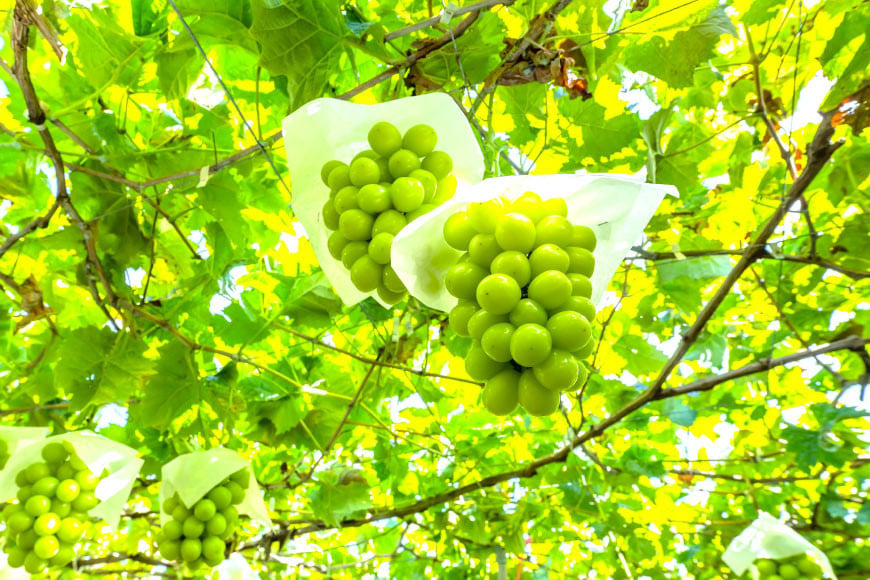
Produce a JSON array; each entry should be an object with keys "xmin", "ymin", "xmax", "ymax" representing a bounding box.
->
[{"xmin": 384, "ymin": 0, "xmax": 515, "ymax": 41}]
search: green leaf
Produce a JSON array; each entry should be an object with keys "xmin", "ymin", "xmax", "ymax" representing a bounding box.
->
[
  {"xmin": 558, "ymin": 98, "xmax": 641, "ymax": 159},
  {"xmin": 612, "ymin": 335, "xmax": 667, "ymax": 376},
  {"xmin": 132, "ymin": 342, "xmax": 200, "ymax": 429},
  {"xmin": 662, "ymin": 397, "xmax": 697, "ymax": 427},
  {"xmin": 657, "ymin": 255, "xmax": 732, "ymax": 282},
  {"xmin": 250, "ymin": 0, "xmax": 345, "ymax": 110},
  {"xmin": 308, "ymin": 467, "xmax": 372, "ymax": 526}
]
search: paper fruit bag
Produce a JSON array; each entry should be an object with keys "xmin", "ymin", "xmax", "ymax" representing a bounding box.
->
[
  {"xmin": 282, "ymin": 92, "xmax": 485, "ymax": 307},
  {"xmin": 391, "ymin": 173, "xmax": 678, "ymax": 312},
  {"xmin": 0, "ymin": 425, "xmax": 50, "ymax": 468},
  {"xmin": 722, "ymin": 512, "xmax": 837, "ymax": 578},
  {"xmin": 0, "ymin": 430, "xmax": 143, "ymax": 530},
  {"xmin": 159, "ymin": 448, "xmax": 270, "ymax": 527}
]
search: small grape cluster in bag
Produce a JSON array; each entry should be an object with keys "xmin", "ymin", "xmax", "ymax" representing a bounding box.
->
[
  {"xmin": 321, "ymin": 121, "xmax": 456, "ymax": 304},
  {"xmin": 747, "ymin": 554, "xmax": 825, "ymax": 579},
  {"xmin": 444, "ymin": 192, "xmax": 597, "ymax": 417},
  {"xmin": 157, "ymin": 468, "xmax": 249, "ymax": 569},
  {"xmin": 1, "ymin": 442, "xmax": 101, "ymax": 573}
]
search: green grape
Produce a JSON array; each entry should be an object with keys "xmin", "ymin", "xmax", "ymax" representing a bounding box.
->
[
  {"xmin": 352, "ymin": 150, "xmax": 379, "ymax": 162},
  {"xmin": 68, "ymin": 452, "xmax": 88, "ymax": 472},
  {"xmin": 71, "ymin": 491, "xmax": 98, "ymax": 512},
  {"xmin": 348, "ymin": 157, "xmax": 381, "ymax": 187},
  {"xmin": 320, "ymin": 160, "xmax": 344, "ymax": 185},
  {"xmin": 467, "ymin": 310, "xmax": 508, "ymax": 341},
  {"xmin": 534, "ymin": 216, "xmax": 573, "ymax": 247},
  {"xmin": 778, "ymin": 564, "xmax": 800, "ymax": 580},
  {"xmin": 572, "ymin": 225, "xmax": 597, "ymax": 251},
  {"xmin": 533, "ymin": 350, "xmax": 580, "ymax": 391},
  {"xmin": 14, "ymin": 470, "xmax": 29, "ymax": 487},
  {"xmin": 163, "ymin": 495, "xmax": 179, "ymax": 515},
  {"xmin": 482, "ymin": 369, "xmax": 520, "ymax": 415},
  {"xmin": 551, "ymin": 295, "xmax": 596, "ymax": 321},
  {"xmin": 368, "ymin": 121, "xmax": 403, "ymax": 157},
  {"xmin": 566, "ymin": 246, "xmax": 595, "ymax": 277},
  {"xmin": 445, "ymin": 262, "xmax": 488, "ymax": 300},
  {"xmin": 546, "ymin": 311, "xmax": 592, "ymax": 351},
  {"xmin": 321, "ymin": 199, "xmax": 340, "ymax": 230},
  {"xmin": 494, "ymin": 213, "xmax": 536, "ymax": 253},
  {"xmin": 327, "ymin": 231, "xmax": 349, "ymax": 260},
  {"xmin": 25, "ymin": 463, "xmax": 51, "ymax": 484},
  {"xmin": 468, "ymin": 234, "xmax": 502, "ymax": 268},
  {"xmin": 7, "ymin": 511, "xmax": 33, "ymax": 533},
  {"xmin": 490, "ymin": 251, "xmax": 531, "ymax": 288},
  {"xmin": 2, "ymin": 502, "xmax": 22, "ymax": 518},
  {"xmin": 194, "ymin": 499, "xmax": 217, "ymax": 522},
  {"xmin": 541, "ymin": 197, "xmax": 568, "ymax": 218},
  {"xmin": 528, "ymin": 270, "xmax": 572, "ymax": 310},
  {"xmin": 327, "ymin": 164, "xmax": 351, "ymax": 191},
  {"xmin": 159, "ymin": 539, "xmax": 182, "ymax": 560},
  {"xmin": 377, "ymin": 284, "xmax": 406, "ymax": 304},
  {"xmin": 390, "ymin": 177, "xmax": 425, "ymax": 213},
  {"xmin": 421, "ymin": 151, "xmax": 453, "ymax": 179},
  {"xmin": 206, "ymin": 513, "xmax": 228, "ymax": 536},
  {"xmin": 481, "ymin": 322, "xmax": 516, "ymax": 363},
  {"xmin": 372, "ymin": 210, "xmax": 407, "ymax": 237},
  {"xmin": 33, "ymin": 512, "xmax": 61, "ymax": 536},
  {"xmin": 568, "ymin": 274, "xmax": 592, "ymax": 298},
  {"xmin": 388, "ymin": 149, "xmax": 421, "ymax": 178},
  {"xmin": 181, "ymin": 538, "xmax": 202, "ymax": 562},
  {"xmin": 476, "ymin": 274, "xmax": 521, "ymax": 315},
  {"xmin": 468, "ymin": 200, "xmax": 504, "ymax": 234},
  {"xmin": 25, "ymin": 495, "xmax": 51, "ymax": 517},
  {"xmin": 55, "ymin": 464, "xmax": 75, "ymax": 481},
  {"xmin": 376, "ymin": 158, "xmax": 392, "ymax": 182},
  {"xmin": 16, "ymin": 485, "xmax": 32, "ymax": 502},
  {"xmin": 74, "ymin": 469, "xmax": 99, "ymax": 491},
  {"xmin": 382, "ymin": 265, "xmax": 406, "ymax": 294},
  {"xmin": 358, "ymin": 184, "xmax": 392, "ymax": 214},
  {"xmin": 443, "ymin": 212, "xmax": 477, "ymax": 251},
  {"xmin": 339, "ymin": 208, "xmax": 374, "ymax": 241},
  {"xmin": 202, "ymin": 535, "xmax": 226, "ymax": 565},
  {"xmin": 350, "ymin": 256, "xmax": 384, "ymax": 292},
  {"xmin": 409, "ymin": 169, "xmax": 437, "ymax": 202},
  {"xmin": 464, "ymin": 343, "xmax": 508, "ymax": 381},
  {"xmin": 6, "ymin": 545, "xmax": 26, "ymax": 568},
  {"xmin": 32, "ymin": 476, "xmax": 59, "ymax": 498},
  {"xmin": 518, "ymin": 370, "xmax": 561, "ymax": 416},
  {"xmin": 529, "ymin": 244, "xmax": 570, "ymax": 277},
  {"xmin": 222, "ymin": 505, "xmax": 239, "ymax": 523},
  {"xmin": 509, "ymin": 299, "xmax": 548, "ymax": 327},
  {"xmin": 569, "ymin": 362, "xmax": 588, "ymax": 391},
  {"xmin": 796, "ymin": 556, "xmax": 823, "ymax": 577},
  {"xmin": 333, "ymin": 185, "xmax": 360, "ymax": 214},
  {"xmin": 368, "ymin": 232, "xmax": 394, "ymax": 265},
  {"xmin": 23, "ymin": 551, "xmax": 47, "ymax": 574},
  {"xmin": 207, "ymin": 486, "xmax": 233, "ymax": 510},
  {"xmin": 449, "ymin": 301, "xmax": 479, "ymax": 337},
  {"xmin": 164, "ymin": 518, "xmax": 183, "ymax": 541},
  {"xmin": 755, "ymin": 560, "xmax": 777, "ymax": 574},
  {"xmin": 33, "ymin": 534, "xmax": 60, "ymax": 559},
  {"xmin": 340, "ymin": 241, "xmax": 369, "ymax": 269},
  {"xmin": 183, "ymin": 515, "xmax": 205, "ymax": 538},
  {"xmin": 433, "ymin": 174, "xmax": 457, "ymax": 204},
  {"xmin": 171, "ymin": 504, "xmax": 191, "ymax": 523},
  {"xmin": 509, "ymin": 193, "xmax": 549, "ymax": 223},
  {"xmin": 17, "ymin": 529, "xmax": 38, "ymax": 549},
  {"xmin": 401, "ymin": 124, "xmax": 437, "ymax": 156},
  {"xmin": 41, "ymin": 443, "xmax": 68, "ymax": 465},
  {"xmin": 765, "ymin": 576, "xmax": 784, "ymax": 580},
  {"xmin": 406, "ymin": 203, "xmax": 436, "ymax": 223},
  {"xmin": 573, "ymin": 337, "xmax": 594, "ymax": 359},
  {"xmin": 509, "ymin": 324, "xmax": 552, "ymax": 367},
  {"xmin": 227, "ymin": 481, "xmax": 246, "ymax": 504}
]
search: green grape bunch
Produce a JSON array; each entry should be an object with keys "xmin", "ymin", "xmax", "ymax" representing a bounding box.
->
[
  {"xmin": 156, "ymin": 467, "xmax": 250, "ymax": 569},
  {"xmin": 444, "ymin": 192, "xmax": 597, "ymax": 417},
  {"xmin": 320, "ymin": 121, "xmax": 457, "ymax": 304},
  {"xmin": 1, "ymin": 441, "xmax": 103, "ymax": 574},
  {"xmin": 749, "ymin": 554, "xmax": 825, "ymax": 580}
]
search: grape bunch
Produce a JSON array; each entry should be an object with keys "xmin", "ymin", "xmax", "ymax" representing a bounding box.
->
[
  {"xmin": 444, "ymin": 192, "xmax": 597, "ymax": 417},
  {"xmin": 1, "ymin": 441, "xmax": 101, "ymax": 573},
  {"xmin": 156, "ymin": 468, "xmax": 249, "ymax": 569},
  {"xmin": 320, "ymin": 121, "xmax": 457, "ymax": 304},
  {"xmin": 749, "ymin": 554, "xmax": 824, "ymax": 579}
]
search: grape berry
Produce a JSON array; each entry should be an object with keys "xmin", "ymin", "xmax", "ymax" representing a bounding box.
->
[
  {"xmin": 156, "ymin": 468, "xmax": 249, "ymax": 569},
  {"xmin": 2, "ymin": 441, "xmax": 102, "ymax": 573},
  {"xmin": 444, "ymin": 193, "xmax": 597, "ymax": 417},
  {"xmin": 321, "ymin": 121, "xmax": 456, "ymax": 304},
  {"xmin": 748, "ymin": 553, "xmax": 824, "ymax": 579}
]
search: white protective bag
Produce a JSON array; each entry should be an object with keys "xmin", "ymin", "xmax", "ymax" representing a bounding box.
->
[
  {"xmin": 0, "ymin": 430, "xmax": 143, "ymax": 529},
  {"xmin": 0, "ymin": 425, "xmax": 51, "ymax": 463},
  {"xmin": 282, "ymin": 93, "xmax": 485, "ymax": 307},
  {"xmin": 722, "ymin": 512, "xmax": 837, "ymax": 578},
  {"xmin": 391, "ymin": 173, "xmax": 678, "ymax": 312},
  {"xmin": 159, "ymin": 448, "xmax": 270, "ymax": 527}
]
